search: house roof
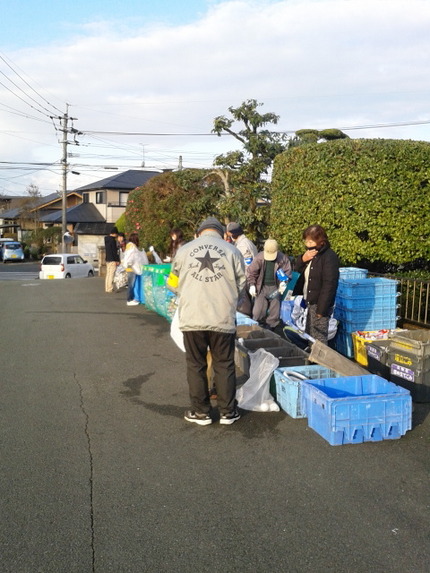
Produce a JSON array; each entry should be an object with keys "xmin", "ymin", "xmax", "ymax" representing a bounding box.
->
[
  {"xmin": 74, "ymin": 222, "xmax": 117, "ymax": 236},
  {"xmin": 74, "ymin": 169, "xmax": 161, "ymax": 192},
  {"xmin": 30, "ymin": 191, "xmax": 82, "ymax": 211},
  {"xmin": 0, "ymin": 206, "xmax": 22, "ymax": 219},
  {"xmin": 40, "ymin": 202, "xmax": 106, "ymax": 224},
  {"xmin": 0, "ymin": 191, "xmax": 82, "ymax": 219}
]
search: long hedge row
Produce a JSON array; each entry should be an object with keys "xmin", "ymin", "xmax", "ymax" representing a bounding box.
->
[{"xmin": 270, "ymin": 139, "xmax": 430, "ymax": 267}]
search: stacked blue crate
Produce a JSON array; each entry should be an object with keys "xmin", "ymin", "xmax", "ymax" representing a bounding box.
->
[{"xmin": 334, "ymin": 276, "xmax": 399, "ymax": 358}]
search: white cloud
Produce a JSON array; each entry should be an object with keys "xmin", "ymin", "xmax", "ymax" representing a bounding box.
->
[{"xmin": 1, "ymin": 0, "xmax": 430, "ymax": 195}]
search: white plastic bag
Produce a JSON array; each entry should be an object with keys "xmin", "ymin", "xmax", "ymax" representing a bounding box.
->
[
  {"xmin": 170, "ymin": 308, "xmax": 185, "ymax": 352},
  {"xmin": 113, "ymin": 266, "xmax": 128, "ymax": 290},
  {"xmin": 290, "ymin": 295, "xmax": 338, "ymax": 341},
  {"xmin": 149, "ymin": 246, "xmax": 163, "ymax": 265},
  {"xmin": 236, "ymin": 348, "xmax": 280, "ymax": 412}
]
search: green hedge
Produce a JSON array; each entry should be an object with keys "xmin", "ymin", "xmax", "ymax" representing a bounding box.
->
[{"xmin": 270, "ymin": 139, "xmax": 430, "ymax": 266}]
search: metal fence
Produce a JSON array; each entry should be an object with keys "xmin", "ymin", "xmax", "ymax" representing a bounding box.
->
[{"xmin": 371, "ymin": 273, "xmax": 430, "ymax": 328}]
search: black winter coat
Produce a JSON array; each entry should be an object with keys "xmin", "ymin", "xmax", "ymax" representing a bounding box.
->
[
  {"xmin": 104, "ymin": 235, "xmax": 120, "ymax": 263},
  {"xmin": 292, "ymin": 244, "xmax": 339, "ymax": 316}
]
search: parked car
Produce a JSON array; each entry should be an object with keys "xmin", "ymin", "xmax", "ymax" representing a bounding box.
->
[
  {"xmin": 39, "ymin": 253, "xmax": 95, "ymax": 279},
  {"xmin": 1, "ymin": 241, "xmax": 25, "ymax": 263}
]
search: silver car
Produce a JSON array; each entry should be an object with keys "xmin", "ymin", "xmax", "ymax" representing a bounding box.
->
[
  {"xmin": 39, "ymin": 253, "xmax": 95, "ymax": 279},
  {"xmin": 1, "ymin": 241, "xmax": 25, "ymax": 263}
]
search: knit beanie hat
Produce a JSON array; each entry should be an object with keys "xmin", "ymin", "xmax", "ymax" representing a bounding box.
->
[
  {"xmin": 226, "ymin": 222, "xmax": 244, "ymax": 236},
  {"xmin": 197, "ymin": 217, "xmax": 224, "ymax": 237}
]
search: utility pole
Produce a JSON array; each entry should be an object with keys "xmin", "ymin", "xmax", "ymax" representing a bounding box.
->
[{"xmin": 60, "ymin": 105, "xmax": 69, "ymax": 253}]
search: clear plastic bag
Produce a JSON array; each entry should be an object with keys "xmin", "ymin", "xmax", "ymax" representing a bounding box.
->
[
  {"xmin": 236, "ymin": 348, "xmax": 280, "ymax": 412},
  {"xmin": 113, "ymin": 267, "xmax": 128, "ymax": 290}
]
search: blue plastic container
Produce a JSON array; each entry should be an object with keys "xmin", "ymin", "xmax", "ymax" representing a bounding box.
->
[
  {"xmin": 334, "ymin": 304, "xmax": 398, "ymax": 324},
  {"xmin": 335, "ymin": 292, "xmax": 399, "ymax": 310},
  {"xmin": 334, "ymin": 329, "xmax": 355, "ymax": 358},
  {"xmin": 336, "ymin": 277, "xmax": 398, "ymax": 298},
  {"xmin": 340, "ymin": 316, "xmax": 398, "ymax": 332},
  {"xmin": 302, "ymin": 375, "xmax": 412, "ymax": 445},
  {"xmin": 273, "ymin": 365, "xmax": 343, "ymax": 418},
  {"xmin": 338, "ymin": 267, "xmax": 368, "ymax": 280}
]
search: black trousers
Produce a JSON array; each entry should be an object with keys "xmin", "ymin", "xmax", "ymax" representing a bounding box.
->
[{"xmin": 183, "ymin": 331, "xmax": 237, "ymax": 416}]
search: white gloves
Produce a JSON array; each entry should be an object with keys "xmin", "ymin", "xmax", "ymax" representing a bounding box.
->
[
  {"xmin": 249, "ymin": 285, "xmax": 256, "ymax": 298},
  {"xmin": 278, "ymin": 281, "xmax": 287, "ymax": 294}
]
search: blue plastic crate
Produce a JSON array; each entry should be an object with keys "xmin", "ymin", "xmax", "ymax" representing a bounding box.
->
[
  {"xmin": 336, "ymin": 277, "xmax": 398, "ymax": 298},
  {"xmin": 334, "ymin": 304, "xmax": 398, "ymax": 324},
  {"xmin": 302, "ymin": 375, "xmax": 411, "ymax": 445},
  {"xmin": 273, "ymin": 365, "xmax": 343, "ymax": 418},
  {"xmin": 339, "ymin": 316, "xmax": 398, "ymax": 332},
  {"xmin": 335, "ymin": 292, "xmax": 399, "ymax": 310},
  {"xmin": 334, "ymin": 329, "xmax": 355, "ymax": 358},
  {"xmin": 339, "ymin": 267, "xmax": 368, "ymax": 280}
]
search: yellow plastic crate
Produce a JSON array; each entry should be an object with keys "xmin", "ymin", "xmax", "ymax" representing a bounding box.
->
[
  {"xmin": 352, "ymin": 330, "xmax": 391, "ymax": 366},
  {"xmin": 352, "ymin": 329, "xmax": 406, "ymax": 366}
]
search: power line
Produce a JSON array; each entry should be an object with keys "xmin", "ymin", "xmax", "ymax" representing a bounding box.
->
[
  {"xmin": 0, "ymin": 77, "xmax": 54, "ymax": 120},
  {"xmin": 81, "ymin": 119, "xmax": 430, "ymax": 137},
  {"xmin": 83, "ymin": 130, "xmax": 219, "ymax": 136},
  {"xmin": 0, "ymin": 52, "xmax": 64, "ymax": 115}
]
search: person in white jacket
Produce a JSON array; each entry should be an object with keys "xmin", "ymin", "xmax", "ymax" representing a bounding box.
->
[{"xmin": 123, "ymin": 232, "xmax": 148, "ymax": 306}]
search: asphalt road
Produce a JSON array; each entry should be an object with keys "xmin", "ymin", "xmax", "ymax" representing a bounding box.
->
[
  {"xmin": 0, "ymin": 276, "xmax": 429, "ymax": 573},
  {"xmin": 0, "ymin": 261, "xmax": 39, "ymax": 280}
]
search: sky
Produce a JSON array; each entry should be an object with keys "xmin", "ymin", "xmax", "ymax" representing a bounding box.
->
[{"xmin": 1, "ymin": 0, "xmax": 430, "ymax": 196}]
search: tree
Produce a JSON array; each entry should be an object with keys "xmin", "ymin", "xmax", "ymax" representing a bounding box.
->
[
  {"xmin": 289, "ymin": 128, "xmax": 349, "ymax": 147},
  {"xmin": 211, "ymin": 99, "xmax": 288, "ymax": 240},
  {"xmin": 125, "ymin": 170, "xmax": 225, "ymax": 256},
  {"xmin": 20, "ymin": 183, "xmax": 42, "ymax": 230}
]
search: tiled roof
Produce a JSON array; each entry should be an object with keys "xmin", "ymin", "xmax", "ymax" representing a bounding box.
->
[
  {"xmin": 73, "ymin": 169, "xmax": 161, "ymax": 192},
  {"xmin": 40, "ymin": 202, "xmax": 105, "ymax": 223}
]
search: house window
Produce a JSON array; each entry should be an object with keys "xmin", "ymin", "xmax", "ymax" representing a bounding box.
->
[
  {"xmin": 119, "ymin": 192, "xmax": 128, "ymax": 207},
  {"xmin": 96, "ymin": 191, "xmax": 105, "ymax": 204},
  {"xmin": 82, "ymin": 193, "xmax": 89, "ymax": 203}
]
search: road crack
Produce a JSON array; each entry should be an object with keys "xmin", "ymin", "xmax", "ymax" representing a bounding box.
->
[{"xmin": 74, "ymin": 372, "xmax": 96, "ymax": 572}]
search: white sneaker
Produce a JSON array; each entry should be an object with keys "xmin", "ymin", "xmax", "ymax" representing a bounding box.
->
[
  {"xmin": 220, "ymin": 410, "xmax": 241, "ymax": 425},
  {"xmin": 127, "ymin": 300, "xmax": 139, "ymax": 306}
]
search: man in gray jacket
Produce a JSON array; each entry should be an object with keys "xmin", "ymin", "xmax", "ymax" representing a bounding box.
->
[{"xmin": 171, "ymin": 217, "xmax": 246, "ymax": 426}]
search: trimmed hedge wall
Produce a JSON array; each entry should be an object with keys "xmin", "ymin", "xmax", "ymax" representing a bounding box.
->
[{"xmin": 270, "ymin": 139, "xmax": 430, "ymax": 267}]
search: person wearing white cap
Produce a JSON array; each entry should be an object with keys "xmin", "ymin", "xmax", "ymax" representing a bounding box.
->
[
  {"xmin": 247, "ymin": 239, "xmax": 292, "ymax": 330},
  {"xmin": 170, "ymin": 217, "xmax": 246, "ymax": 426}
]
